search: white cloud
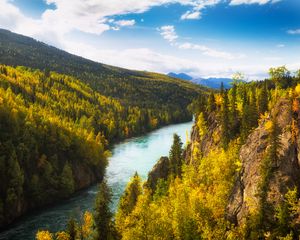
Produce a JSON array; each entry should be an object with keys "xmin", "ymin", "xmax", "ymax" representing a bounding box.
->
[
  {"xmin": 115, "ymin": 19, "xmax": 135, "ymax": 27},
  {"xmin": 158, "ymin": 25, "xmax": 178, "ymax": 42},
  {"xmin": 181, "ymin": 11, "xmax": 201, "ymax": 20},
  {"xmin": 229, "ymin": 0, "xmax": 281, "ymax": 5},
  {"xmin": 181, "ymin": 0, "xmax": 221, "ymax": 20},
  {"xmin": 178, "ymin": 42, "xmax": 245, "ymax": 60},
  {"xmin": 158, "ymin": 25, "xmax": 244, "ymax": 60},
  {"xmin": 287, "ymin": 29, "xmax": 300, "ymax": 35},
  {"xmin": 0, "ymin": 0, "xmax": 224, "ymax": 47},
  {"xmin": 276, "ymin": 44, "xmax": 285, "ymax": 48},
  {"xmin": 65, "ymin": 40, "xmax": 297, "ymax": 80}
]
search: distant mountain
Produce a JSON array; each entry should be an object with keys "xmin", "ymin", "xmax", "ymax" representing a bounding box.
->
[
  {"xmin": 167, "ymin": 72, "xmax": 193, "ymax": 81},
  {"xmin": 191, "ymin": 78, "xmax": 233, "ymax": 89},
  {"xmin": 167, "ymin": 72, "xmax": 234, "ymax": 89}
]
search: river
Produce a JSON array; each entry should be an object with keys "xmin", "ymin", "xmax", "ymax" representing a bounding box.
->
[{"xmin": 0, "ymin": 121, "xmax": 193, "ymax": 240}]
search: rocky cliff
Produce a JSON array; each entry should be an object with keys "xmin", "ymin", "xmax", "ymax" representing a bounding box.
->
[
  {"xmin": 147, "ymin": 97, "xmax": 300, "ymax": 228},
  {"xmin": 226, "ymin": 99, "xmax": 300, "ymax": 225}
]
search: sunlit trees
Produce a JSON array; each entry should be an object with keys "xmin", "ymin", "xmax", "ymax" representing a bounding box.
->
[
  {"xmin": 116, "ymin": 172, "xmax": 142, "ymax": 233},
  {"xmin": 269, "ymin": 66, "xmax": 290, "ymax": 88},
  {"xmin": 36, "ymin": 230, "xmax": 53, "ymax": 240}
]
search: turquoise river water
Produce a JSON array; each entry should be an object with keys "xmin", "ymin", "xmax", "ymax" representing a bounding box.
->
[{"xmin": 0, "ymin": 121, "xmax": 193, "ymax": 240}]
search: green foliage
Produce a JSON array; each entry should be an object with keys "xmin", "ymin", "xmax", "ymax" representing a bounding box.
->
[
  {"xmin": 169, "ymin": 134, "xmax": 183, "ymax": 176},
  {"xmin": 116, "ymin": 172, "xmax": 142, "ymax": 234},
  {"xmin": 269, "ymin": 66, "xmax": 291, "ymax": 89},
  {"xmin": 67, "ymin": 218, "xmax": 77, "ymax": 240},
  {"xmin": 221, "ymin": 90, "xmax": 230, "ymax": 149},
  {"xmin": 59, "ymin": 162, "xmax": 75, "ymax": 198},
  {"xmin": 257, "ymin": 81, "xmax": 268, "ymax": 115},
  {"xmin": 93, "ymin": 180, "xmax": 113, "ymax": 240}
]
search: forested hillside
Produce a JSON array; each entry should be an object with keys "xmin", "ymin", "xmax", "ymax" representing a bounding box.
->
[
  {"xmin": 0, "ymin": 29, "xmax": 203, "ymax": 112},
  {"xmin": 0, "ymin": 62, "xmax": 202, "ymax": 229},
  {"xmin": 38, "ymin": 67, "xmax": 300, "ymax": 240}
]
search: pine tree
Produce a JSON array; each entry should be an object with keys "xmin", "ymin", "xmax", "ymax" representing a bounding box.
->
[
  {"xmin": 5, "ymin": 150, "xmax": 24, "ymax": 213},
  {"xmin": 258, "ymin": 81, "xmax": 268, "ymax": 115},
  {"xmin": 169, "ymin": 134, "xmax": 183, "ymax": 175},
  {"xmin": 116, "ymin": 172, "xmax": 142, "ymax": 233},
  {"xmin": 60, "ymin": 162, "xmax": 75, "ymax": 197},
  {"xmin": 220, "ymin": 82, "xmax": 224, "ymax": 96},
  {"xmin": 207, "ymin": 92, "xmax": 216, "ymax": 112},
  {"xmin": 221, "ymin": 90, "xmax": 230, "ymax": 149},
  {"xmin": 60, "ymin": 161, "xmax": 75, "ymax": 198},
  {"xmin": 249, "ymin": 86, "xmax": 258, "ymax": 127},
  {"xmin": 230, "ymin": 83, "xmax": 239, "ymax": 137},
  {"xmin": 66, "ymin": 217, "xmax": 77, "ymax": 240},
  {"xmin": 93, "ymin": 180, "xmax": 113, "ymax": 240},
  {"xmin": 240, "ymin": 88, "xmax": 252, "ymax": 142}
]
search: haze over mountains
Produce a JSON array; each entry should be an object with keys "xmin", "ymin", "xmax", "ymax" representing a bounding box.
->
[{"xmin": 168, "ymin": 72, "xmax": 234, "ymax": 89}]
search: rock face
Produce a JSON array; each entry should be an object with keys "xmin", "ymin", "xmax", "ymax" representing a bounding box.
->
[
  {"xmin": 185, "ymin": 112, "xmax": 220, "ymax": 165},
  {"xmin": 147, "ymin": 98, "xmax": 300, "ymax": 227},
  {"xmin": 227, "ymin": 99, "xmax": 300, "ymax": 224},
  {"xmin": 146, "ymin": 157, "xmax": 170, "ymax": 191}
]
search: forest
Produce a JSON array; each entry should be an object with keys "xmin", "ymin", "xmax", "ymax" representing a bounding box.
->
[
  {"xmin": 35, "ymin": 67, "xmax": 300, "ymax": 240},
  {"xmin": 0, "ymin": 29, "xmax": 205, "ymax": 110},
  {"xmin": 0, "ymin": 63, "xmax": 202, "ymax": 229}
]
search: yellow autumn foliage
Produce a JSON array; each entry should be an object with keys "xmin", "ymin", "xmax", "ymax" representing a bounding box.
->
[
  {"xmin": 82, "ymin": 211, "xmax": 93, "ymax": 239},
  {"xmin": 36, "ymin": 230, "xmax": 53, "ymax": 240}
]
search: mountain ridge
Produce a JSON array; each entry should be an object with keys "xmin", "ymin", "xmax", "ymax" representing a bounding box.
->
[{"xmin": 167, "ymin": 72, "xmax": 234, "ymax": 89}]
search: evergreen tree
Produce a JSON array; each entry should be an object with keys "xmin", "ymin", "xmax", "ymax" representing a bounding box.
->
[
  {"xmin": 207, "ymin": 92, "xmax": 216, "ymax": 112},
  {"xmin": 221, "ymin": 90, "xmax": 230, "ymax": 149},
  {"xmin": 169, "ymin": 134, "xmax": 183, "ymax": 175},
  {"xmin": 240, "ymin": 88, "xmax": 253, "ymax": 142},
  {"xmin": 220, "ymin": 82, "xmax": 224, "ymax": 96},
  {"xmin": 116, "ymin": 172, "xmax": 142, "ymax": 233},
  {"xmin": 5, "ymin": 150, "xmax": 24, "ymax": 213},
  {"xmin": 60, "ymin": 161, "xmax": 75, "ymax": 198},
  {"xmin": 258, "ymin": 81, "xmax": 268, "ymax": 115},
  {"xmin": 66, "ymin": 217, "xmax": 77, "ymax": 240},
  {"xmin": 93, "ymin": 180, "xmax": 113, "ymax": 240},
  {"xmin": 230, "ymin": 83, "xmax": 239, "ymax": 137},
  {"xmin": 249, "ymin": 86, "xmax": 258, "ymax": 127}
]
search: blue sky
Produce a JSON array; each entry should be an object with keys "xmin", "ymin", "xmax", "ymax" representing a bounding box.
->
[{"xmin": 0, "ymin": 0, "xmax": 299, "ymax": 79}]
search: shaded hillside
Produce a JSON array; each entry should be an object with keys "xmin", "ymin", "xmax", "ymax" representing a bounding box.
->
[{"xmin": 0, "ymin": 29, "xmax": 203, "ymax": 113}]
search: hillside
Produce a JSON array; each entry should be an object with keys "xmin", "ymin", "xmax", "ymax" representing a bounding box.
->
[{"xmin": 0, "ymin": 29, "xmax": 203, "ymax": 112}]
